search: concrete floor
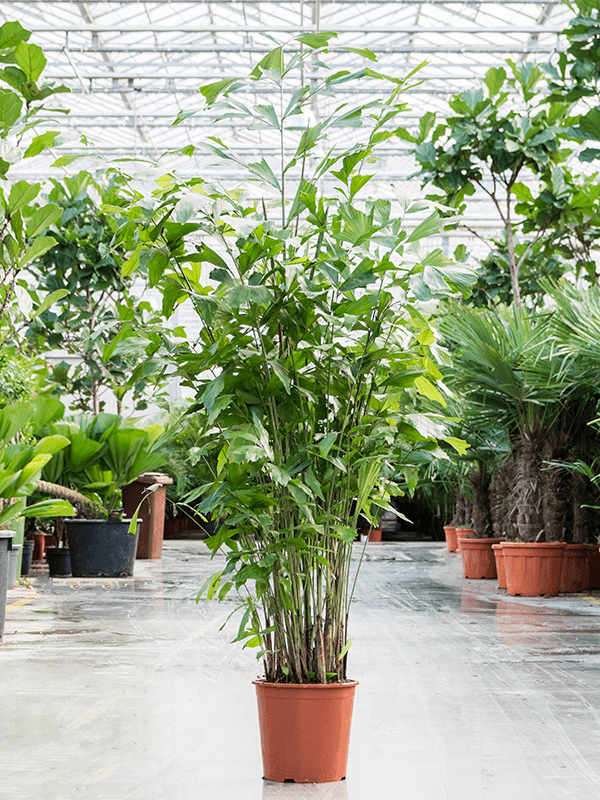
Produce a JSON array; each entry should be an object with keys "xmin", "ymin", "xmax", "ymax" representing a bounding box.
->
[{"xmin": 2, "ymin": 541, "xmax": 600, "ymax": 800}]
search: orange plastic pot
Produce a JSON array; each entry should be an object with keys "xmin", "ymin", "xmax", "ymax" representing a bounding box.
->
[
  {"xmin": 459, "ymin": 537, "xmax": 501, "ymax": 579},
  {"xmin": 367, "ymin": 527, "xmax": 382, "ymax": 543},
  {"xmin": 443, "ymin": 526, "xmax": 458, "ymax": 553},
  {"xmin": 30, "ymin": 532, "xmax": 46, "ymax": 562},
  {"xmin": 503, "ymin": 542, "xmax": 566, "ymax": 597},
  {"xmin": 560, "ymin": 543, "xmax": 592, "ymax": 594},
  {"xmin": 455, "ymin": 527, "xmax": 473, "ymax": 553},
  {"xmin": 492, "ymin": 543, "xmax": 506, "ymax": 589},
  {"xmin": 253, "ymin": 679, "xmax": 358, "ymax": 783},
  {"xmin": 122, "ymin": 472, "xmax": 173, "ymax": 559}
]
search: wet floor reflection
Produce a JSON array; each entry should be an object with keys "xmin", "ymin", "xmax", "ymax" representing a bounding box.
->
[{"xmin": 458, "ymin": 588, "xmax": 499, "ymax": 614}]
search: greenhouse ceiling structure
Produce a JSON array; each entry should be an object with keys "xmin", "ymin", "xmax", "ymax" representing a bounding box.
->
[{"xmin": 0, "ymin": 0, "xmax": 576, "ymax": 226}]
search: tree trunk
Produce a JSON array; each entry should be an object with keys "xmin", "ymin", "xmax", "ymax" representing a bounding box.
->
[
  {"xmin": 450, "ymin": 490, "xmax": 471, "ymax": 527},
  {"xmin": 470, "ymin": 466, "xmax": 492, "ymax": 538},
  {"xmin": 36, "ymin": 481, "xmax": 105, "ymax": 520},
  {"xmin": 540, "ymin": 429, "xmax": 571, "ymax": 543},
  {"xmin": 515, "ymin": 428, "xmax": 545, "ymax": 542},
  {"xmin": 492, "ymin": 457, "xmax": 518, "ymax": 540}
]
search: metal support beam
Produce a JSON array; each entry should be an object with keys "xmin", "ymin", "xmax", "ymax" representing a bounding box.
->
[{"xmin": 28, "ymin": 23, "xmax": 564, "ymax": 33}]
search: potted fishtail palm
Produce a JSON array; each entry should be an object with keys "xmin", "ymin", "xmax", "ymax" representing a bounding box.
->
[{"xmin": 115, "ymin": 34, "xmax": 472, "ymax": 782}]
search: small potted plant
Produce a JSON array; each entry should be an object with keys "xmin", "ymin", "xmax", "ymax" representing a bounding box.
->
[{"xmin": 39, "ymin": 413, "xmax": 165, "ymax": 577}]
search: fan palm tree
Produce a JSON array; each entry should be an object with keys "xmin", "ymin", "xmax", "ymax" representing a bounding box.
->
[{"xmin": 438, "ymin": 303, "xmax": 597, "ymax": 542}]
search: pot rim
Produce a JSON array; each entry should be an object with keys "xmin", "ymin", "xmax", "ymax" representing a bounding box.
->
[
  {"xmin": 458, "ymin": 537, "xmax": 503, "ymax": 544},
  {"xmin": 253, "ymin": 679, "xmax": 359, "ymax": 689},
  {"xmin": 503, "ymin": 541, "xmax": 566, "ymax": 548}
]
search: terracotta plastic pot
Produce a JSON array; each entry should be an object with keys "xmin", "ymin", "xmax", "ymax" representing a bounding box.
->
[
  {"xmin": 361, "ymin": 527, "xmax": 382, "ymax": 543},
  {"xmin": 503, "ymin": 542, "xmax": 566, "ymax": 597},
  {"xmin": 492, "ymin": 543, "xmax": 506, "ymax": 589},
  {"xmin": 560, "ymin": 543, "xmax": 592, "ymax": 594},
  {"xmin": 459, "ymin": 537, "xmax": 501, "ymax": 579},
  {"xmin": 30, "ymin": 532, "xmax": 46, "ymax": 561},
  {"xmin": 443, "ymin": 526, "xmax": 458, "ymax": 553},
  {"xmin": 454, "ymin": 528, "xmax": 473, "ymax": 553},
  {"xmin": 122, "ymin": 472, "xmax": 173, "ymax": 559},
  {"xmin": 253, "ymin": 679, "xmax": 358, "ymax": 783}
]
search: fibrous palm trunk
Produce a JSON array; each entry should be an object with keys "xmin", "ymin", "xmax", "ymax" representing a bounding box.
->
[
  {"xmin": 540, "ymin": 429, "xmax": 571, "ymax": 543},
  {"xmin": 470, "ymin": 466, "xmax": 492, "ymax": 538},
  {"xmin": 515, "ymin": 428, "xmax": 545, "ymax": 542},
  {"xmin": 36, "ymin": 481, "xmax": 105, "ymax": 520}
]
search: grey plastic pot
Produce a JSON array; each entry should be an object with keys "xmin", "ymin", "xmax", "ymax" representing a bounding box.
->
[
  {"xmin": 65, "ymin": 519, "xmax": 141, "ymax": 578},
  {"xmin": 8, "ymin": 544, "xmax": 22, "ymax": 588},
  {"xmin": 0, "ymin": 531, "xmax": 15, "ymax": 638}
]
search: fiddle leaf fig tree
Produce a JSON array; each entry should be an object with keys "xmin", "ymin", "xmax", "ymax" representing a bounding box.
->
[
  {"xmin": 27, "ymin": 171, "xmax": 172, "ymax": 415},
  {"xmin": 114, "ymin": 35, "xmax": 472, "ymax": 683},
  {"xmin": 412, "ymin": 61, "xmax": 569, "ymax": 309}
]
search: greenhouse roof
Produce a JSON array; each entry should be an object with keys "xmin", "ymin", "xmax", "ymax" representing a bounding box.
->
[{"xmin": 0, "ymin": 0, "xmax": 575, "ymax": 190}]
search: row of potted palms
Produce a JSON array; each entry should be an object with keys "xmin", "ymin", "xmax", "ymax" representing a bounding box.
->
[{"xmin": 437, "ymin": 284, "xmax": 600, "ymax": 597}]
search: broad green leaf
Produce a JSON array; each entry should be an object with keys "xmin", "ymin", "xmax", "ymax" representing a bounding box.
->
[
  {"xmin": 0, "ymin": 499, "xmax": 25, "ymax": 526},
  {"xmin": 579, "ymin": 147, "xmax": 600, "ymax": 162},
  {"xmin": 15, "ymin": 42, "xmax": 46, "ymax": 82},
  {"xmin": 226, "ymin": 284, "xmax": 273, "ymax": 308},
  {"xmin": 0, "ymin": 21, "xmax": 31, "ymax": 49},
  {"xmin": 255, "ymin": 104, "xmax": 279, "ymax": 128},
  {"xmin": 67, "ymin": 434, "xmax": 107, "ymax": 473},
  {"xmin": 247, "ymin": 158, "xmax": 281, "ymax": 189},
  {"xmin": 251, "ymin": 47, "xmax": 284, "ymax": 80},
  {"xmin": 414, "ymin": 376, "xmax": 446, "ymax": 406},
  {"xmin": 8, "ymin": 180, "xmax": 40, "ymax": 214},
  {"xmin": 318, "ymin": 432, "xmax": 337, "ymax": 457},
  {"xmin": 343, "ymin": 46, "xmax": 376, "ymax": 61},
  {"xmin": 200, "ymin": 78, "xmax": 239, "ymax": 104},
  {"xmin": 51, "ymin": 153, "xmax": 87, "ymax": 168},
  {"xmin": 21, "ymin": 499, "xmax": 75, "ymax": 518},
  {"xmin": 297, "ymin": 32, "xmax": 337, "ymax": 49},
  {"xmin": 422, "ymin": 265, "xmax": 451, "ymax": 293},
  {"xmin": 406, "ymin": 213, "xmax": 442, "ymax": 243},
  {"xmin": 416, "ymin": 329, "xmax": 435, "ymax": 346},
  {"xmin": 485, "ymin": 67, "xmax": 506, "ymax": 96},
  {"xmin": 356, "ymin": 460, "xmax": 381, "ymax": 516},
  {"xmin": 201, "ymin": 373, "xmax": 225, "ymax": 413},
  {"xmin": 25, "ymin": 203, "xmax": 62, "ymax": 237},
  {"xmin": 0, "ymin": 87, "xmax": 21, "ymax": 130},
  {"xmin": 24, "ymin": 131, "xmax": 59, "ymax": 158},
  {"xmin": 33, "ymin": 434, "xmax": 70, "ymax": 457},
  {"xmin": 121, "ymin": 248, "xmax": 142, "ymax": 277},
  {"xmin": 580, "ymin": 107, "xmax": 600, "ymax": 141},
  {"xmin": 443, "ymin": 436, "xmax": 470, "ymax": 456},
  {"xmin": 19, "ymin": 235, "xmax": 56, "ymax": 266}
]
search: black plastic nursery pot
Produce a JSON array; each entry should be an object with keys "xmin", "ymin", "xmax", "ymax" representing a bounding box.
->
[
  {"xmin": 20, "ymin": 539, "xmax": 34, "ymax": 576},
  {"xmin": 0, "ymin": 531, "xmax": 14, "ymax": 638},
  {"xmin": 65, "ymin": 519, "xmax": 140, "ymax": 578},
  {"xmin": 46, "ymin": 547, "xmax": 72, "ymax": 577}
]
